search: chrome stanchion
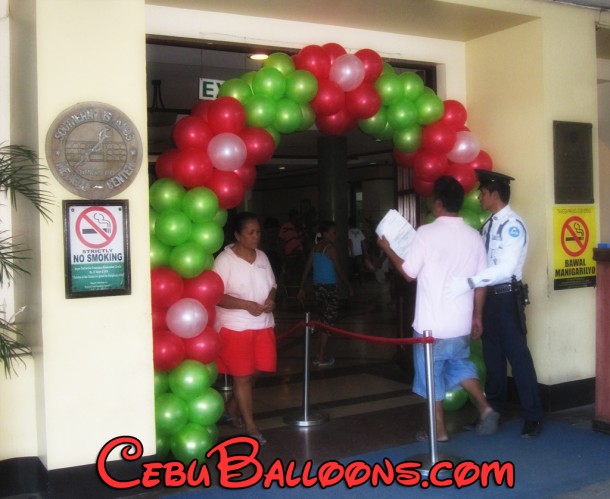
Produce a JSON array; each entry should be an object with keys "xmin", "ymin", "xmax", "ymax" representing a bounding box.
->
[
  {"xmin": 409, "ymin": 330, "xmax": 461, "ymax": 479},
  {"xmin": 217, "ymin": 373, "xmax": 232, "ymax": 393},
  {"xmin": 284, "ymin": 312, "xmax": 329, "ymax": 427}
]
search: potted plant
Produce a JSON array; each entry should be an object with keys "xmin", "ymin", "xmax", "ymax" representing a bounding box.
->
[{"xmin": 0, "ymin": 144, "xmax": 52, "ymax": 377}]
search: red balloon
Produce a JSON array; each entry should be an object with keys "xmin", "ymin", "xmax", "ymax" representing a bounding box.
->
[
  {"xmin": 448, "ymin": 163, "xmax": 478, "ymax": 193},
  {"xmin": 239, "ymin": 127, "xmax": 275, "ymax": 165},
  {"xmin": 412, "ymin": 176, "xmax": 435, "ymax": 197},
  {"xmin": 355, "ymin": 49, "xmax": 383, "ymax": 83},
  {"xmin": 153, "ymin": 330, "xmax": 186, "ymax": 371},
  {"xmin": 322, "ymin": 43, "xmax": 347, "ymax": 64},
  {"xmin": 310, "ymin": 79, "xmax": 345, "ymax": 116},
  {"xmin": 421, "ymin": 122, "xmax": 457, "ymax": 155},
  {"xmin": 152, "ymin": 305, "xmax": 168, "ymax": 331},
  {"xmin": 182, "ymin": 326, "xmax": 221, "ymax": 364},
  {"xmin": 206, "ymin": 305, "xmax": 216, "ymax": 327},
  {"xmin": 393, "ymin": 148, "xmax": 416, "ymax": 168},
  {"xmin": 172, "ymin": 148, "xmax": 214, "ymax": 188},
  {"xmin": 207, "ymin": 96, "xmax": 246, "ymax": 134},
  {"xmin": 155, "ymin": 149, "xmax": 179, "ymax": 179},
  {"xmin": 205, "ymin": 170, "xmax": 245, "ymax": 209},
  {"xmin": 183, "ymin": 270, "xmax": 225, "ymax": 307},
  {"xmin": 441, "ymin": 100, "xmax": 468, "ymax": 130},
  {"xmin": 294, "ymin": 45, "xmax": 331, "ymax": 80},
  {"xmin": 413, "ymin": 151, "xmax": 449, "ymax": 182},
  {"xmin": 172, "ymin": 116, "xmax": 213, "ymax": 150},
  {"xmin": 234, "ymin": 163, "xmax": 257, "ymax": 190},
  {"xmin": 191, "ymin": 100, "xmax": 213, "ymax": 121},
  {"xmin": 464, "ymin": 149, "xmax": 493, "ymax": 172},
  {"xmin": 345, "ymin": 82, "xmax": 381, "ymax": 119},
  {"xmin": 316, "ymin": 108, "xmax": 356, "ymax": 135},
  {"xmin": 151, "ymin": 267, "xmax": 184, "ymax": 308}
]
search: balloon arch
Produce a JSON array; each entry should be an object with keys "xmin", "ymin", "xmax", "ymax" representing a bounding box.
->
[{"xmin": 148, "ymin": 43, "xmax": 493, "ymax": 462}]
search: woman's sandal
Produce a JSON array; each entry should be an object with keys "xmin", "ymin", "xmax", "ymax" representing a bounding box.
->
[
  {"xmin": 220, "ymin": 411, "xmax": 244, "ymax": 429},
  {"xmin": 247, "ymin": 429, "xmax": 267, "ymax": 446},
  {"xmin": 415, "ymin": 429, "xmax": 449, "ymax": 443}
]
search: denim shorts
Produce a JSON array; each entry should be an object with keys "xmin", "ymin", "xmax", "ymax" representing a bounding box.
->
[{"xmin": 412, "ymin": 332, "xmax": 478, "ymax": 401}]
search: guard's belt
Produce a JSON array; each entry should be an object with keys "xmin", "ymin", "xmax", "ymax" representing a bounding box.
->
[{"xmin": 488, "ymin": 281, "xmax": 521, "ymax": 295}]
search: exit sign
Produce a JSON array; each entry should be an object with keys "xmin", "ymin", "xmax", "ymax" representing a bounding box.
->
[{"xmin": 199, "ymin": 78, "xmax": 225, "ymax": 100}]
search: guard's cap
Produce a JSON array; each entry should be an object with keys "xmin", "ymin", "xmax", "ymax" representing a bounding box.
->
[{"xmin": 475, "ymin": 169, "xmax": 514, "ymax": 189}]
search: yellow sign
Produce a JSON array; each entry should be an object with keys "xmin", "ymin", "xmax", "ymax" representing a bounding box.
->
[{"xmin": 553, "ymin": 205, "xmax": 596, "ymax": 290}]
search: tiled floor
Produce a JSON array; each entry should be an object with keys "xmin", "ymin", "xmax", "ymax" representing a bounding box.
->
[{"xmin": 208, "ymin": 274, "xmax": 606, "ymax": 497}]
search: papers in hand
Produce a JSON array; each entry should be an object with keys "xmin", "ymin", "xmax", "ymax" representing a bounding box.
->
[{"xmin": 375, "ymin": 209, "xmax": 416, "ymax": 260}]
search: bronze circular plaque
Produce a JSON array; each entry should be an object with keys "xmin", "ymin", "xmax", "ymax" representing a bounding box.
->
[{"xmin": 46, "ymin": 102, "xmax": 143, "ymax": 199}]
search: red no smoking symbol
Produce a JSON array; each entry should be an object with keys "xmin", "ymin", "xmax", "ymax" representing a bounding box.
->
[
  {"xmin": 76, "ymin": 207, "xmax": 117, "ymax": 249},
  {"xmin": 561, "ymin": 216, "xmax": 589, "ymax": 257}
]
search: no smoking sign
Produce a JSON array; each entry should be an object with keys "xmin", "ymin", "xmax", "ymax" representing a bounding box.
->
[
  {"xmin": 561, "ymin": 216, "xmax": 589, "ymax": 257},
  {"xmin": 75, "ymin": 206, "xmax": 117, "ymax": 249}
]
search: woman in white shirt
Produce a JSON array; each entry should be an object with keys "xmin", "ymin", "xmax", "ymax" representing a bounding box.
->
[{"xmin": 213, "ymin": 212, "xmax": 277, "ymax": 445}]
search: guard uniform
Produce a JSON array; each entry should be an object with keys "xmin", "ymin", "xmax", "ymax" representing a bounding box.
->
[{"xmin": 473, "ymin": 170, "xmax": 543, "ymax": 429}]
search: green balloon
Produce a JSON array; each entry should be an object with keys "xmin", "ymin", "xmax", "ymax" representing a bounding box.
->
[
  {"xmin": 187, "ymin": 387, "xmax": 225, "ymax": 426},
  {"xmin": 399, "ymin": 71, "xmax": 425, "ymax": 101},
  {"xmin": 155, "ymin": 393, "xmax": 189, "ymax": 436},
  {"xmin": 264, "ymin": 126, "xmax": 281, "ymax": 147},
  {"xmin": 358, "ymin": 107, "xmax": 388, "ymax": 136},
  {"xmin": 156, "ymin": 432, "xmax": 171, "ymax": 459},
  {"xmin": 244, "ymin": 94, "xmax": 277, "ymax": 128},
  {"xmin": 462, "ymin": 187, "xmax": 481, "ymax": 213},
  {"xmin": 182, "ymin": 187, "xmax": 219, "ymax": 223},
  {"xmin": 387, "ymin": 98, "xmax": 418, "ymax": 130},
  {"xmin": 190, "ymin": 220, "xmax": 225, "ymax": 254},
  {"xmin": 252, "ymin": 67, "xmax": 286, "ymax": 100},
  {"xmin": 470, "ymin": 338, "xmax": 484, "ymax": 358},
  {"xmin": 155, "ymin": 371, "xmax": 170, "ymax": 396},
  {"xmin": 150, "ymin": 209, "xmax": 158, "ymax": 235},
  {"xmin": 241, "ymin": 71, "xmax": 256, "ymax": 88},
  {"xmin": 374, "ymin": 122, "xmax": 395, "ymax": 141},
  {"xmin": 263, "ymin": 52, "xmax": 296, "ymax": 76},
  {"xmin": 286, "ymin": 70, "xmax": 318, "ymax": 104},
  {"xmin": 392, "ymin": 123, "xmax": 422, "ymax": 153},
  {"xmin": 443, "ymin": 388, "xmax": 468, "ymax": 412},
  {"xmin": 205, "ymin": 362, "xmax": 218, "ymax": 385},
  {"xmin": 374, "ymin": 74, "xmax": 404, "ymax": 106},
  {"xmin": 423, "ymin": 213, "xmax": 435, "ymax": 224},
  {"xmin": 169, "ymin": 359, "xmax": 215, "ymax": 401},
  {"xmin": 274, "ymin": 98, "xmax": 303, "ymax": 134},
  {"xmin": 459, "ymin": 208, "xmax": 481, "ymax": 229},
  {"xmin": 169, "ymin": 241, "xmax": 212, "ymax": 278},
  {"xmin": 206, "ymin": 423, "xmax": 220, "ymax": 445},
  {"xmin": 416, "ymin": 92, "xmax": 444, "ymax": 125},
  {"xmin": 381, "ymin": 62, "xmax": 396, "ymax": 76},
  {"xmin": 213, "ymin": 209, "xmax": 228, "ymax": 227},
  {"xmin": 155, "ymin": 209, "xmax": 192, "ymax": 247},
  {"xmin": 218, "ymin": 78, "xmax": 253, "ymax": 104},
  {"xmin": 298, "ymin": 103, "xmax": 316, "ymax": 131},
  {"xmin": 149, "ymin": 178, "xmax": 186, "ymax": 213},
  {"xmin": 150, "ymin": 235, "xmax": 172, "ymax": 269},
  {"xmin": 170, "ymin": 422, "xmax": 213, "ymax": 464}
]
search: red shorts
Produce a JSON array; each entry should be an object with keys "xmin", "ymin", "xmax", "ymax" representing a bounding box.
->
[{"xmin": 216, "ymin": 327, "xmax": 277, "ymax": 377}]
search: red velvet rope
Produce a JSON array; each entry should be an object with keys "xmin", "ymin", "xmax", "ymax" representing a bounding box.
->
[{"xmin": 275, "ymin": 319, "xmax": 435, "ymax": 345}]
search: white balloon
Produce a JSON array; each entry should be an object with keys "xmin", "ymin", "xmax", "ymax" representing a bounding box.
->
[
  {"xmin": 207, "ymin": 133, "xmax": 247, "ymax": 171},
  {"xmin": 166, "ymin": 298, "xmax": 208, "ymax": 338},
  {"xmin": 447, "ymin": 131, "xmax": 480, "ymax": 164},
  {"xmin": 329, "ymin": 54, "xmax": 365, "ymax": 92}
]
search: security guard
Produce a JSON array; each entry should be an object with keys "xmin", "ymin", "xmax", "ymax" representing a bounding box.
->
[{"xmin": 447, "ymin": 169, "xmax": 543, "ymax": 438}]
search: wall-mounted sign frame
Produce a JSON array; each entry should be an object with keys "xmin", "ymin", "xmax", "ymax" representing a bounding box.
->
[{"xmin": 63, "ymin": 200, "xmax": 131, "ymax": 298}]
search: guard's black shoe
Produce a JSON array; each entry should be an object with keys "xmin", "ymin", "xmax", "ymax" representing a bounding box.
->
[{"xmin": 521, "ymin": 420, "xmax": 542, "ymax": 438}]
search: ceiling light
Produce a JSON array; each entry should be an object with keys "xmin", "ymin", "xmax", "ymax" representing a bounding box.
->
[{"xmin": 250, "ymin": 53, "xmax": 268, "ymax": 61}]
